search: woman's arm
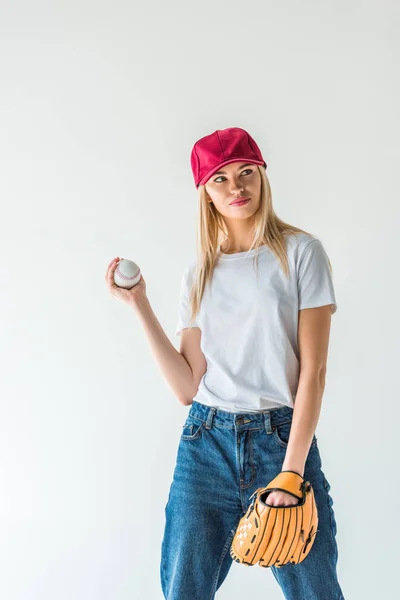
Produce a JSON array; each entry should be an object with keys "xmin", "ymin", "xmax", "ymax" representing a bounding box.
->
[
  {"xmin": 267, "ymin": 304, "xmax": 332, "ymax": 506},
  {"xmin": 105, "ymin": 258, "xmax": 198, "ymax": 405},
  {"xmin": 132, "ymin": 296, "xmax": 200, "ymax": 405},
  {"xmin": 281, "ymin": 304, "xmax": 333, "ymax": 476}
]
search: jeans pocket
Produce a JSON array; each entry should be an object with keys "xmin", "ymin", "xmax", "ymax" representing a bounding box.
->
[
  {"xmin": 272, "ymin": 419, "xmax": 292, "ymax": 448},
  {"xmin": 180, "ymin": 415, "xmax": 205, "ymax": 441},
  {"xmin": 272, "ymin": 419, "xmax": 317, "ymax": 449}
]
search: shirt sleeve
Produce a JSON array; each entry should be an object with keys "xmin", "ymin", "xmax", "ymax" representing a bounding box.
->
[
  {"xmin": 175, "ymin": 266, "xmax": 200, "ymax": 336},
  {"xmin": 297, "ymin": 239, "xmax": 338, "ymax": 314}
]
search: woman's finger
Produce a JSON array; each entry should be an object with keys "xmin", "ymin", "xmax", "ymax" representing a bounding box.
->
[{"xmin": 106, "ymin": 257, "xmax": 119, "ymax": 273}]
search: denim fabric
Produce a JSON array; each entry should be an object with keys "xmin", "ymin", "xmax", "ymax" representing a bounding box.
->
[{"xmin": 160, "ymin": 401, "xmax": 345, "ymax": 600}]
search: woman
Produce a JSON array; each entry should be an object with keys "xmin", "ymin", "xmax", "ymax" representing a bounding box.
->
[{"xmin": 105, "ymin": 127, "xmax": 345, "ymax": 599}]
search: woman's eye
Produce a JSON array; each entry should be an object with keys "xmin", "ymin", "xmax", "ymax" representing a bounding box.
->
[{"xmin": 214, "ymin": 169, "xmax": 252, "ymax": 183}]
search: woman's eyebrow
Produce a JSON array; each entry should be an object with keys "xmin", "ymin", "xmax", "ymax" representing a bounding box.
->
[{"xmin": 214, "ymin": 163, "xmax": 253, "ymax": 175}]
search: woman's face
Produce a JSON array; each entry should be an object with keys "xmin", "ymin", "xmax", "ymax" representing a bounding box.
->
[{"xmin": 204, "ymin": 161, "xmax": 262, "ymax": 220}]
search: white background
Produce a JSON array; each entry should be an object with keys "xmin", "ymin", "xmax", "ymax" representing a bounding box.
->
[{"xmin": 1, "ymin": 1, "xmax": 399, "ymax": 598}]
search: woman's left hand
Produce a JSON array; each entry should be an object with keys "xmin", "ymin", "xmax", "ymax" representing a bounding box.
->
[{"xmin": 265, "ymin": 490, "xmax": 299, "ymax": 507}]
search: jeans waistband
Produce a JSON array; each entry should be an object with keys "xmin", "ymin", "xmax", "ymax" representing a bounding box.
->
[{"xmin": 188, "ymin": 400, "xmax": 294, "ymax": 433}]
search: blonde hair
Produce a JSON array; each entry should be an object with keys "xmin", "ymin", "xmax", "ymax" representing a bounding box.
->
[{"xmin": 188, "ymin": 165, "xmax": 332, "ymax": 324}]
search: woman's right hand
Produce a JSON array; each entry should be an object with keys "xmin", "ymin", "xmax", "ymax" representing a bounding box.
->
[{"xmin": 104, "ymin": 257, "xmax": 148, "ymax": 308}]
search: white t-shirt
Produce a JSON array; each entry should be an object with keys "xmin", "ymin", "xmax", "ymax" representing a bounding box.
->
[{"xmin": 175, "ymin": 232, "xmax": 338, "ymax": 413}]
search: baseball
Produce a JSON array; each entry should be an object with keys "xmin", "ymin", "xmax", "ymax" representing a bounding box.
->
[{"xmin": 114, "ymin": 258, "xmax": 141, "ymax": 289}]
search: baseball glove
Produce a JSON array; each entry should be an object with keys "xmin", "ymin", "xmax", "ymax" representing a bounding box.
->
[{"xmin": 230, "ymin": 470, "xmax": 319, "ymax": 568}]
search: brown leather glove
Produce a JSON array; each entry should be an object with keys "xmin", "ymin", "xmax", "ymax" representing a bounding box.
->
[{"xmin": 230, "ymin": 470, "xmax": 319, "ymax": 568}]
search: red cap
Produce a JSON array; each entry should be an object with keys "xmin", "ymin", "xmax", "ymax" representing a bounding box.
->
[{"xmin": 190, "ymin": 127, "xmax": 267, "ymax": 188}]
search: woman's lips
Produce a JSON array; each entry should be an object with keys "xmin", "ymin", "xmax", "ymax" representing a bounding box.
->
[{"xmin": 230, "ymin": 198, "xmax": 250, "ymax": 206}]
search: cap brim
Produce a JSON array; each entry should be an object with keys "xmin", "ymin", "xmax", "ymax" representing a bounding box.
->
[{"xmin": 198, "ymin": 158, "xmax": 266, "ymax": 187}]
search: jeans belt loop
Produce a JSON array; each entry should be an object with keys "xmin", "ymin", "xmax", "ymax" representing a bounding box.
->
[
  {"xmin": 205, "ymin": 407, "xmax": 216, "ymax": 429},
  {"xmin": 264, "ymin": 411, "xmax": 273, "ymax": 435}
]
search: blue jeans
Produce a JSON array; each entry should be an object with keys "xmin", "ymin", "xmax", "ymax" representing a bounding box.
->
[{"xmin": 160, "ymin": 401, "xmax": 345, "ymax": 600}]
